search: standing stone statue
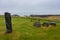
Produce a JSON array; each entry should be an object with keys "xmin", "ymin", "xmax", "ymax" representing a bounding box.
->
[{"xmin": 4, "ymin": 12, "xmax": 12, "ymax": 33}]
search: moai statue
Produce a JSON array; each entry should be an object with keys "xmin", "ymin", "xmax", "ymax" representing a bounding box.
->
[{"xmin": 4, "ymin": 12, "xmax": 12, "ymax": 33}]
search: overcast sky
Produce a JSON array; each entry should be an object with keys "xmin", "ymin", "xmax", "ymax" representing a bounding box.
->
[{"xmin": 0, "ymin": 0, "xmax": 60, "ymax": 16}]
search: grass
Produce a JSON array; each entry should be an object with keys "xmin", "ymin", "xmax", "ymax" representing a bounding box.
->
[{"xmin": 0, "ymin": 16, "xmax": 60, "ymax": 40}]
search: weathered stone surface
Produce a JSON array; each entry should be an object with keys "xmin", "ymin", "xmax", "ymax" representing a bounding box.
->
[
  {"xmin": 42, "ymin": 22, "xmax": 49, "ymax": 27},
  {"xmin": 49, "ymin": 22, "xmax": 56, "ymax": 26},
  {"xmin": 5, "ymin": 12, "xmax": 12, "ymax": 33},
  {"xmin": 33, "ymin": 21, "xmax": 41, "ymax": 27}
]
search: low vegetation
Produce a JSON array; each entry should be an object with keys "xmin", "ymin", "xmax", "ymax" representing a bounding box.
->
[{"xmin": 0, "ymin": 16, "xmax": 60, "ymax": 40}]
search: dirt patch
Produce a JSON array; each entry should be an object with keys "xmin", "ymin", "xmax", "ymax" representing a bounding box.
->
[
  {"xmin": 47, "ymin": 16, "xmax": 60, "ymax": 21},
  {"xmin": 0, "ymin": 31, "xmax": 20, "ymax": 40}
]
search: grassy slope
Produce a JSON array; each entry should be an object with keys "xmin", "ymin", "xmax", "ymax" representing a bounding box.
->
[{"xmin": 0, "ymin": 16, "xmax": 60, "ymax": 40}]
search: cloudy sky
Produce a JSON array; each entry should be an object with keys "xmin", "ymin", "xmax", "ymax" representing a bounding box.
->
[{"xmin": 0, "ymin": 0, "xmax": 60, "ymax": 16}]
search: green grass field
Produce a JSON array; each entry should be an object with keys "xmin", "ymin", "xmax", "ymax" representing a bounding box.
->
[{"xmin": 0, "ymin": 16, "xmax": 60, "ymax": 40}]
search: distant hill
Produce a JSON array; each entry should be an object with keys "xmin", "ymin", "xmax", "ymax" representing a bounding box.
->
[{"xmin": 30, "ymin": 15, "xmax": 60, "ymax": 17}]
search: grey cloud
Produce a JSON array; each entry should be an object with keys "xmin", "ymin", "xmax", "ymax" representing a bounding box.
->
[{"xmin": 0, "ymin": 0, "xmax": 60, "ymax": 15}]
